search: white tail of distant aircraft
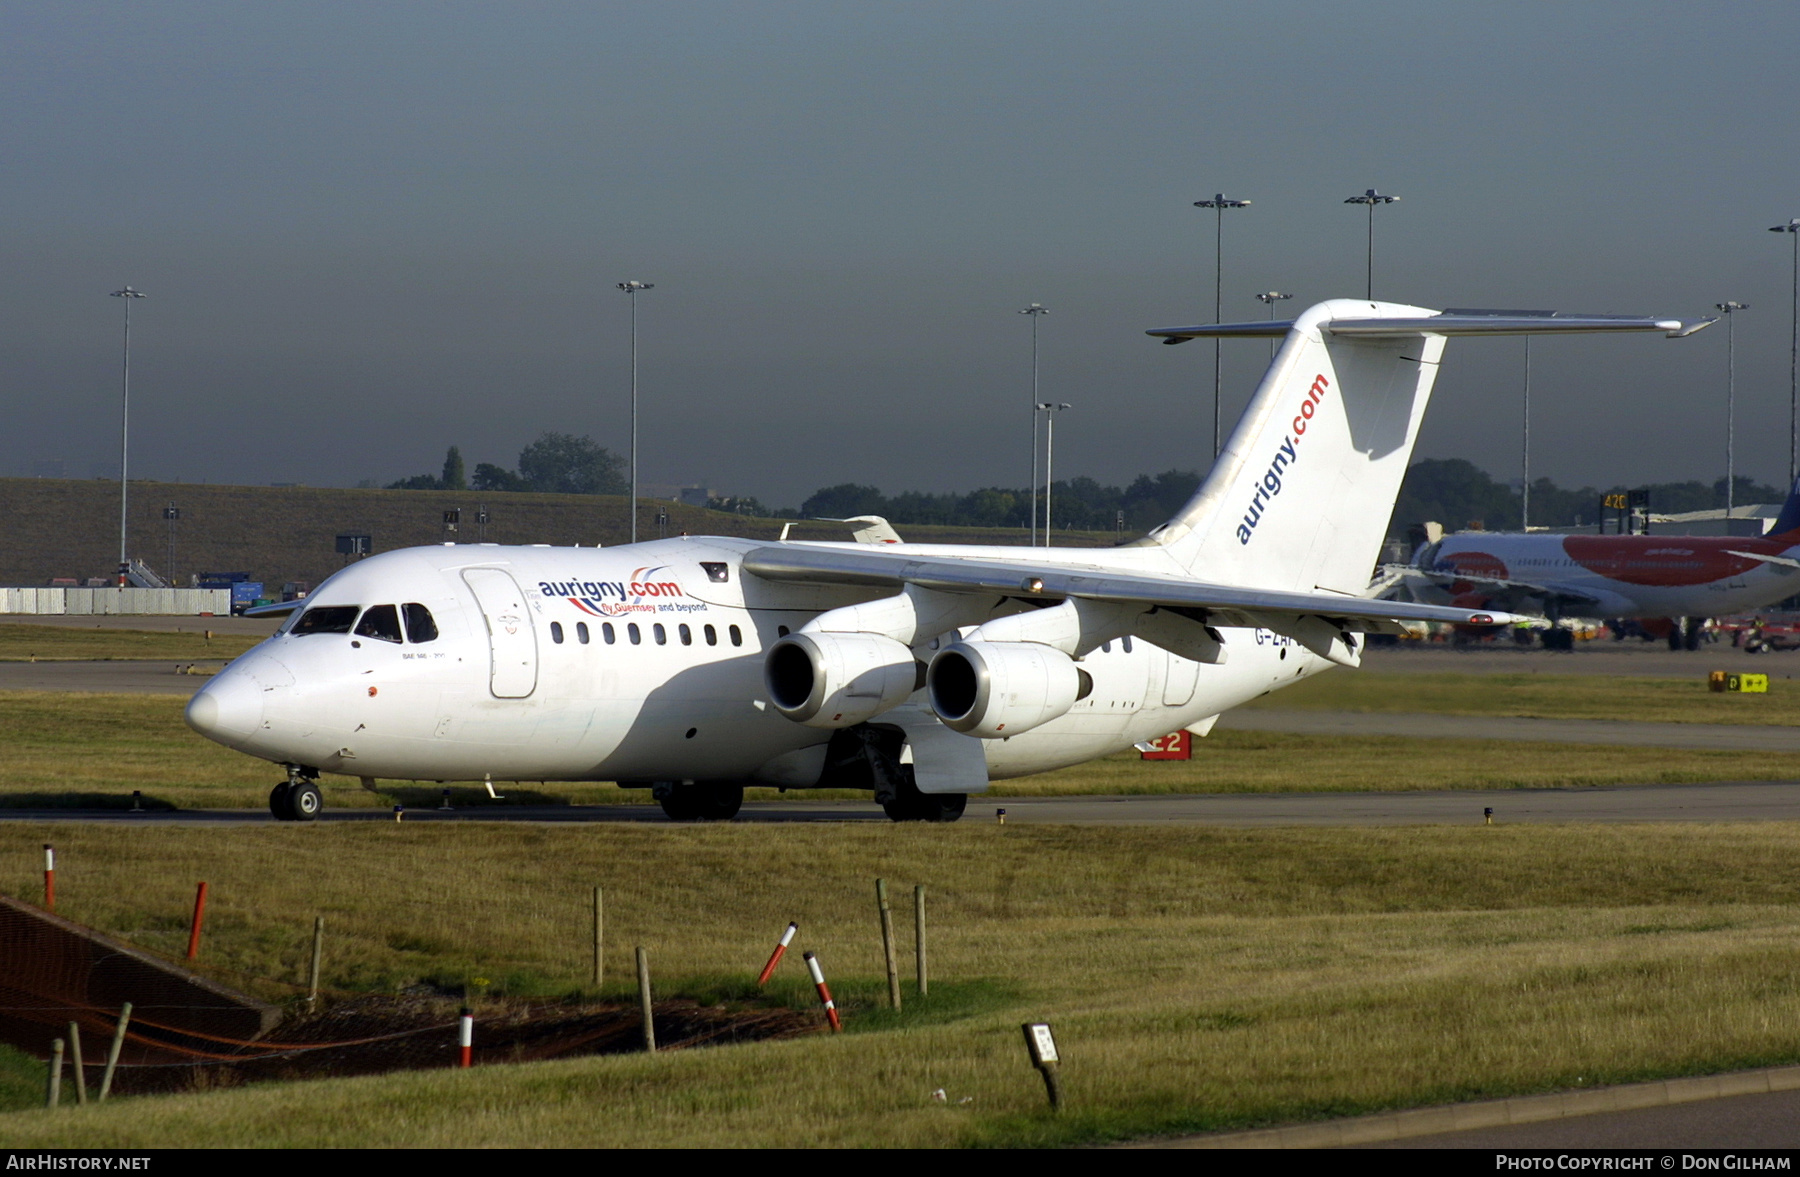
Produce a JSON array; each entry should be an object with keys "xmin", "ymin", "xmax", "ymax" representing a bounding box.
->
[{"xmin": 188, "ymin": 300, "xmax": 1709, "ymax": 822}]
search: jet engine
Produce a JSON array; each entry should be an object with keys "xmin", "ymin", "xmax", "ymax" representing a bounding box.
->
[
  {"xmin": 764, "ymin": 632, "xmax": 922, "ymax": 728},
  {"xmin": 925, "ymin": 641, "xmax": 1092, "ymax": 739}
]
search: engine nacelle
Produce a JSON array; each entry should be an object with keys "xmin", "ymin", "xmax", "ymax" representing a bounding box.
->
[
  {"xmin": 764, "ymin": 632, "xmax": 921, "ymax": 728},
  {"xmin": 926, "ymin": 640, "xmax": 1091, "ymax": 739}
]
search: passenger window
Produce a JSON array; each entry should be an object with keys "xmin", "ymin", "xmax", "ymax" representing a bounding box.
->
[
  {"xmin": 402, "ymin": 603, "xmax": 438, "ymax": 643},
  {"xmin": 550, "ymin": 621, "xmax": 565, "ymax": 644},
  {"xmin": 679, "ymin": 623, "xmax": 692, "ymax": 646},
  {"xmin": 729, "ymin": 624, "xmax": 743, "ymax": 647},
  {"xmin": 292, "ymin": 605, "xmax": 359, "ymax": 636},
  {"xmin": 654, "ymin": 623, "xmax": 667, "ymax": 645},
  {"xmin": 604, "ymin": 623, "xmax": 616, "ymax": 645},
  {"xmin": 577, "ymin": 622, "xmax": 590, "ymax": 645},
  {"xmin": 704, "ymin": 624, "xmax": 717, "ymax": 646},
  {"xmin": 353, "ymin": 605, "xmax": 403, "ymax": 643},
  {"xmin": 628, "ymin": 623, "xmax": 641, "ymax": 645}
]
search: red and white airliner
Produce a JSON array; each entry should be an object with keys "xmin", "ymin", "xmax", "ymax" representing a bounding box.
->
[
  {"xmin": 184, "ymin": 300, "xmax": 1705, "ymax": 822},
  {"xmin": 1394, "ymin": 482, "xmax": 1800, "ymax": 647}
]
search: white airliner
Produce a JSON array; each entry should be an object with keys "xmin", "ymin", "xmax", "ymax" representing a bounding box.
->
[{"xmin": 185, "ymin": 299, "xmax": 1707, "ymax": 822}]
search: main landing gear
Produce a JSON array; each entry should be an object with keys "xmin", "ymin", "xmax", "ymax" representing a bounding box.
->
[
  {"xmin": 656, "ymin": 781, "xmax": 744, "ymax": 822},
  {"xmin": 270, "ymin": 766, "xmax": 323, "ymax": 822},
  {"xmin": 881, "ymin": 772, "xmax": 967, "ymax": 823}
]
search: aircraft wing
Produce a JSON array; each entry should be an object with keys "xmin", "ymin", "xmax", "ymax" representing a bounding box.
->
[
  {"xmin": 1725, "ymin": 550, "xmax": 1800, "ymax": 571},
  {"xmin": 741, "ymin": 545, "xmax": 1518, "ymax": 630},
  {"xmin": 1385, "ymin": 566, "xmax": 1605, "ymax": 616}
]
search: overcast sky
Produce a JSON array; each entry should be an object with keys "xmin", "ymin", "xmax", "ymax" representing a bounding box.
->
[{"xmin": 3, "ymin": 2, "xmax": 1797, "ymax": 508}]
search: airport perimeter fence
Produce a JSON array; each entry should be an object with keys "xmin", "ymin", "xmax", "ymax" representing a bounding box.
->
[{"xmin": 0, "ymin": 587, "xmax": 233, "ymax": 616}]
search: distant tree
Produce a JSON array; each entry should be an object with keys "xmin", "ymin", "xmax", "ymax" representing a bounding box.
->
[
  {"xmin": 801, "ymin": 484, "xmax": 887, "ymax": 518},
  {"xmin": 471, "ymin": 462, "xmax": 527, "ymax": 492},
  {"xmin": 516, "ymin": 432, "xmax": 627, "ymax": 495},
  {"xmin": 385, "ymin": 473, "xmax": 443, "ymax": 491},
  {"xmin": 441, "ymin": 446, "xmax": 467, "ymax": 491},
  {"xmin": 707, "ymin": 495, "xmax": 768, "ymax": 516}
]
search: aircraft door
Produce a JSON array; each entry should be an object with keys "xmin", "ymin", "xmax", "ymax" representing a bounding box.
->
[{"xmin": 462, "ymin": 568, "xmax": 538, "ymax": 698}]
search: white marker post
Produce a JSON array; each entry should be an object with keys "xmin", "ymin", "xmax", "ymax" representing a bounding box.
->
[
  {"xmin": 803, "ymin": 951, "xmax": 841, "ymax": 1032},
  {"xmin": 458, "ymin": 1008, "xmax": 473, "ymax": 1068},
  {"xmin": 1022, "ymin": 1022, "xmax": 1062, "ymax": 1110},
  {"xmin": 757, "ymin": 922, "xmax": 798, "ymax": 987}
]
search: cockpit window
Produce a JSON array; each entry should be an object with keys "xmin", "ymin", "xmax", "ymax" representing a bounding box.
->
[
  {"xmin": 354, "ymin": 604, "xmax": 404, "ymax": 643},
  {"xmin": 291, "ymin": 606, "xmax": 359, "ymax": 636},
  {"xmin": 403, "ymin": 603, "xmax": 439, "ymax": 644}
]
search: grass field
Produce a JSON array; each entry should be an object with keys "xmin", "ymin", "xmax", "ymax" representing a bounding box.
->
[
  {"xmin": 5, "ymin": 822, "xmax": 1800, "ymax": 1146},
  {"xmin": 0, "ymin": 624, "xmax": 260, "ymax": 663},
  {"xmin": 1241, "ymin": 670, "xmax": 1800, "ymax": 727},
  {"xmin": 1, "ymin": 691, "xmax": 1794, "ymax": 813}
]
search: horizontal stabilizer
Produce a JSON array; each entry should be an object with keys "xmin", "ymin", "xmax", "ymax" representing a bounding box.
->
[{"xmin": 1149, "ymin": 310, "xmax": 1713, "ymax": 344}]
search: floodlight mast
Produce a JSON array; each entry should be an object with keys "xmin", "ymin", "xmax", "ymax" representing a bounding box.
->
[
  {"xmin": 1254, "ymin": 291, "xmax": 1292, "ymax": 359},
  {"xmin": 1037, "ymin": 402, "xmax": 1070, "ymax": 546},
  {"xmin": 1019, "ymin": 303, "xmax": 1050, "ymax": 546},
  {"xmin": 1772, "ymin": 220, "xmax": 1800, "ymax": 486},
  {"xmin": 110, "ymin": 286, "xmax": 146, "ymax": 587},
  {"xmin": 1194, "ymin": 195, "xmax": 1251, "ymax": 459},
  {"xmin": 1716, "ymin": 301, "xmax": 1749, "ymax": 514},
  {"xmin": 1343, "ymin": 189, "xmax": 1398, "ymax": 301},
  {"xmin": 617, "ymin": 280, "xmax": 653, "ymax": 545}
]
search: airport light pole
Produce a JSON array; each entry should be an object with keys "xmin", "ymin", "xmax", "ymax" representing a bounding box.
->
[
  {"xmin": 110, "ymin": 286, "xmax": 146, "ymax": 586},
  {"xmin": 1037, "ymin": 402, "xmax": 1070, "ymax": 546},
  {"xmin": 1019, "ymin": 303, "xmax": 1050, "ymax": 545},
  {"xmin": 1344, "ymin": 189, "xmax": 1399, "ymax": 301},
  {"xmin": 617, "ymin": 280, "xmax": 653, "ymax": 545},
  {"xmin": 1772, "ymin": 220, "xmax": 1800, "ymax": 486},
  {"xmin": 1717, "ymin": 301, "xmax": 1749, "ymax": 514},
  {"xmin": 1255, "ymin": 291, "xmax": 1292, "ymax": 360},
  {"xmin": 1194, "ymin": 195, "xmax": 1251, "ymax": 459},
  {"xmin": 1521, "ymin": 337, "xmax": 1532, "ymax": 530}
]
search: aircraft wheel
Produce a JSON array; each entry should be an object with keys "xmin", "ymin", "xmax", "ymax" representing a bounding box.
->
[
  {"xmin": 1666, "ymin": 621, "xmax": 1683, "ymax": 651},
  {"xmin": 290, "ymin": 780, "xmax": 323, "ymax": 822},
  {"xmin": 920, "ymin": 792, "xmax": 967, "ymax": 823},
  {"xmin": 658, "ymin": 787, "xmax": 702, "ymax": 822},
  {"xmin": 882, "ymin": 771, "xmax": 966, "ymax": 823},
  {"xmin": 269, "ymin": 783, "xmax": 295, "ymax": 821},
  {"xmin": 695, "ymin": 782, "xmax": 743, "ymax": 821}
]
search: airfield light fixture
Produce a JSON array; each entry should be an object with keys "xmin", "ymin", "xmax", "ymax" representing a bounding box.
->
[
  {"xmin": 1771, "ymin": 220, "xmax": 1800, "ymax": 485},
  {"xmin": 1194, "ymin": 195, "xmax": 1252, "ymax": 460},
  {"xmin": 617, "ymin": 280, "xmax": 654, "ymax": 544},
  {"xmin": 109, "ymin": 286, "xmax": 147, "ymax": 587},
  {"xmin": 1019, "ymin": 303, "xmax": 1050, "ymax": 546},
  {"xmin": 1037, "ymin": 402, "xmax": 1071, "ymax": 546},
  {"xmin": 1716, "ymin": 301, "xmax": 1750, "ymax": 514},
  {"xmin": 1343, "ymin": 190, "xmax": 1399, "ymax": 301},
  {"xmin": 1255, "ymin": 291, "xmax": 1292, "ymax": 359}
]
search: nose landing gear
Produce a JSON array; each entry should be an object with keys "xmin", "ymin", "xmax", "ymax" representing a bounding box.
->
[{"xmin": 271, "ymin": 766, "xmax": 323, "ymax": 821}]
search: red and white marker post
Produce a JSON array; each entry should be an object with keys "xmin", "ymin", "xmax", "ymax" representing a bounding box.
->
[
  {"xmin": 458, "ymin": 1008, "xmax": 473, "ymax": 1068},
  {"xmin": 42, "ymin": 844, "xmax": 54, "ymax": 911},
  {"xmin": 757, "ymin": 922, "xmax": 798, "ymax": 987},
  {"xmin": 803, "ymin": 951, "xmax": 841, "ymax": 1033}
]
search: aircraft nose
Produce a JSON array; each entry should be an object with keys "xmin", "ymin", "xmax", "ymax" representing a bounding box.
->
[{"xmin": 186, "ymin": 652, "xmax": 290, "ymax": 742}]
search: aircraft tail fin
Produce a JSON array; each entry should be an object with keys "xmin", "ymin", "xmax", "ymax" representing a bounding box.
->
[
  {"xmin": 1140, "ymin": 301, "xmax": 1713, "ymax": 595},
  {"xmin": 1768, "ymin": 476, "xmax": 1800, "ymax": 537},
  {"xmin": 1143, "ymin": 299, "xmax": 1446, "ymax": 595}
]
